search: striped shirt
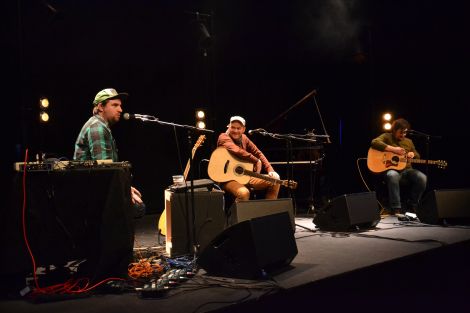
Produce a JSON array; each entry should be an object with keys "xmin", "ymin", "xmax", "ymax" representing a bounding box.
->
[{"xmin": 74, "ymin": 115, "xmax": 118, "ymax": 161}]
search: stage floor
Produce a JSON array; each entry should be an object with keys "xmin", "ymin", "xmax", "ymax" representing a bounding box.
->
[{"xmin": 2, "ymin": 213, "xmax": 470, "ymax": 313}]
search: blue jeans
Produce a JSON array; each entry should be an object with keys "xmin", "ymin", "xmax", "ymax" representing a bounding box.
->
[{"xmin": 384, "ymin": 168, "xmax": 427, "ymax": 209}]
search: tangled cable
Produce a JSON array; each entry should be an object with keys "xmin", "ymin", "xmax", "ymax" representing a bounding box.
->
[{"xmin": 128, "ymin": 257, "xmax": 165, "ymax": 279}]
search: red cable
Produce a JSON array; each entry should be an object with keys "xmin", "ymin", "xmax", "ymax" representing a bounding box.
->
[
  {"xmin": 21, "ymin": 148, "xmax": 44, "ymax": 291},
  {"xmin": 20, "ymin": 151, "xmax": 126, "ymax": 296}
]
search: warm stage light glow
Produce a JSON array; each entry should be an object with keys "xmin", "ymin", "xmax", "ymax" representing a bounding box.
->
[
  {"xmin": 197, "ymin": 121, "xmax": 206, "ymax": 129},
  {"xmin": 40, "ymin": 97, "xmax": 49, "ymax": 109},
  {"xmin": 40, "ymin": 111, "xmax": 50, "ymax": 123},
  {"xmin": 380, "ymin": 112, "xmax": 393, "ymax": 131},
  {"xmin": 195, "ymin": 108, "xmax": 207, "ymax": 129},
  {"xmin": 196, "ymin": 110, "xmax": 205, "ymax": 119}
]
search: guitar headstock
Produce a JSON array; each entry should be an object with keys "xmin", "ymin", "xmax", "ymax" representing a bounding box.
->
[
  {"xmin": 284, "ymin": 180, "xmax": 298, "ymax": 189},
  {"xmin": 436, "ymin": 160, "xmax": 448, "ymax": 169},
  {"xmin": 194, "ymin": 135, "xmax": 206, "ymax": 150}
]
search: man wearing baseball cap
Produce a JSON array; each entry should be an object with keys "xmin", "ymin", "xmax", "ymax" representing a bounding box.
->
[
  {"xmin": 217, "ymin": 115, "xmax": 280, "ymax": 202},
  {"xmin": 74, "ymin": 88, "xmax": 145, "ymax": 216}
]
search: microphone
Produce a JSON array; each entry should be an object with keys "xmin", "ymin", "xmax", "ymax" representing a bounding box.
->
[
  {"xmin": 248, "ymin": 128, "xmax": 265, "ymax": 135},
  {"xmin": 123, "ymin": 113, "xmax": 156, "ymax": 121}
]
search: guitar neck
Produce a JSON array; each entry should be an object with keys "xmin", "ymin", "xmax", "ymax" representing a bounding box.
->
[
  {"xmin": 410, "ymin": 159, "xmax": 440, "ymax": 165},
  {"xmin": 243, "ymin": 169, "xmax": 281, "ymax": 185},
  {"xmin": 183, "ymin": 153, "xmax": 197, "ymax": 180},
  {"xmin": 183, "ymin": 160, "xmax": 190, "ymax": 181},
  {"xmin": 183, "ymin": 135, "xmax": 206, "ymax": 181}
]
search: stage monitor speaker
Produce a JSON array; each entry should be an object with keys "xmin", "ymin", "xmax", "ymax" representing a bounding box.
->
[
  {"xmin": 228, "ymin": 198, "xmax": 295, "ymax": 231},
  {"xmin": 197, "ymin": 212, "xmax": 298, "ymax": 279},
  {"xmin": 417, "ymin": 189, "xmax": 470, "ymax": 225},
  {"xmin": 313, "ymin": 192, "xmax": 380, "ymax": 231}
]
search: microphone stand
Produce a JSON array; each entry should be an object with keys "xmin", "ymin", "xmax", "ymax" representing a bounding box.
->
[
  {"xmin": 252, "ymin": 130, "xmax": 320, "ymax": 216},
  {"xmin": 138, "ymin": 115, "xmax": 214, "ymax": 258},
  {"xmin": 407, "ymin": 130, "xmax": 442, "ymax": 178}
]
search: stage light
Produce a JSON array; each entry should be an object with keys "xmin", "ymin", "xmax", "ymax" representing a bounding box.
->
[
  {"xmin": 198, "ymin": 22, "xmax": 212, "ymax": 49},
  {"xmin": 195, "ymin": 108, "xmax": 206, "ymax": 129},
  {"xmin": 383, "ymin": 113, "xmax": 392, "ymax": 121},
  {"xmin": 196, "ymin": 110, "xmax": 205, "ymax": 119},
  {"xmin": 39, "ymin": 97, "xmax": 49, "ymax": 109},
  {"xmin": 39, "ymin": 111, "xmax": 50, "ymax": 123},
  {"xmin": 381, "ymin": 112, "xmax": 393, "ymax": 131},
  {"xmin": 39, "ymin": 96, "xmax": 51, "ymax": 123},
  {"xmin": 197, "ymin": 121, "xmax": 206, "ymax": 129}
]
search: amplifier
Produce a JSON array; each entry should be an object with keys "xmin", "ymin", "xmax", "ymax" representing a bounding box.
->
[{"xmin": 169, "ymin": 179, "xmax": 216, "ymax": 193}]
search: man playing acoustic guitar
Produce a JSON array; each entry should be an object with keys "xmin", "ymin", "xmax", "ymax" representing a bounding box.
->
[
  {"xmin": 215, "ymin": 116, "xmax": 281, "ymax": 202},
  {"xmin": 370, "ymin": 118, "xmax": 427, "ymax": 215}
]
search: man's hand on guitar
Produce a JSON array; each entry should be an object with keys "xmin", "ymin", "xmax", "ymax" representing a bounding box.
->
[
  {"xmin": 388, "ymin": 146, "xmax": 406, "ymax": 156},
  {"xmin": 254, "ymin": 159, "xmax": 262, "ymax": 173},
  {"xmin": 268, "ymin": 171, "xmax": 280, "ymax": 180}
]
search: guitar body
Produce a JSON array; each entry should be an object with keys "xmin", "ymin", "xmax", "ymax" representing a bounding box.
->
[
  {"xmin": 367, "ymin": 148, "xmax": 407, "ymax": 173},
  {"xmin": 367, "ymin": 148, "xmax": 448, "ymax": 173},
  {"xmin": 207, "ymin": 147, "xmax": 253, "ymax": 184},
  {"xmin": 158, "ymin": 210, "xmax": 166, "ymax": 236},
  {"xmin": 207, "ymin": 147, "xmax": 298, "ymax": 189}
]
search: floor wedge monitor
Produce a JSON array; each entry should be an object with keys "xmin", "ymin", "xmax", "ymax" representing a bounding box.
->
[
  {"xmin": 228, "ymin": 198, "xmax": 295, "ymax": 231},
  {"xmin": 417, "ymin": 189, "xmax": 470, "ymax": 225},
  {"xmin": 313, "ymin": 192, "xmax": 380, "ymax": 231},
  {"xmin": 197, "ymin": 212, "xmax": 298, "ymax": 279}
]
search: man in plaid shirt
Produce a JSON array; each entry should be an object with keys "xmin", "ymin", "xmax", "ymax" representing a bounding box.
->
[{"xmin": 74, "ymin": 88, "xmax": 144, "ymax": 215}]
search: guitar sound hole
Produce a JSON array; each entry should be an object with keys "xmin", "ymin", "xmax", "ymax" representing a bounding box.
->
[
  {"xmin": 235, "ymin": 166, "xmax": 244, "ymax": 175},
  {"xmin": 391, "ymin": 156, "xmax": 399, "ymax": 165}
]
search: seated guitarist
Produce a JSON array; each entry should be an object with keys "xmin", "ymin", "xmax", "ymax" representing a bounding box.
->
[
  {"xmin": 371, "ymin": 118, "xmax": 427, "ymax": 215},
  {"xmin": 217, "ymin": 116, "xmax": 280, "ymax": 202}
]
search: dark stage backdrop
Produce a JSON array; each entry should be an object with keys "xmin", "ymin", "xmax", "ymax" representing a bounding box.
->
[{"xmin": 4, "ymin": 0, "xmax": 470, "ymax": 214}]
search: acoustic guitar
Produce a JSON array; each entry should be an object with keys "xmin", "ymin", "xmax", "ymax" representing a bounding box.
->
[
  {"xmin": 158, "ymin": 135, "xmax": 206, "ymax": 236},
  {"xmin": 207, "ymin": 147, "xmax": 298, "ymax": 189},
  {"xmin": 367, "ymin": 148, "xmax": 447, "ymax": 173}
]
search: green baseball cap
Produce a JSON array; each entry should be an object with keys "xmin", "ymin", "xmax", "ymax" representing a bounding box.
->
[{"xmin": 93, "ymin": 88, "xmax": 129, "ymax": 106}]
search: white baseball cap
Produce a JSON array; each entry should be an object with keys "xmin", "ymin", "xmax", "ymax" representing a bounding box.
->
[{"xmin": 229, "ymin": 116, "xmax": 246, "ymax": 126}]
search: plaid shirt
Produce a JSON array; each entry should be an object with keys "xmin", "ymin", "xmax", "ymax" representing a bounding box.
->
[{"xmin": 74, "ymin": 114, "xmax": 118, "ymax": 161}]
